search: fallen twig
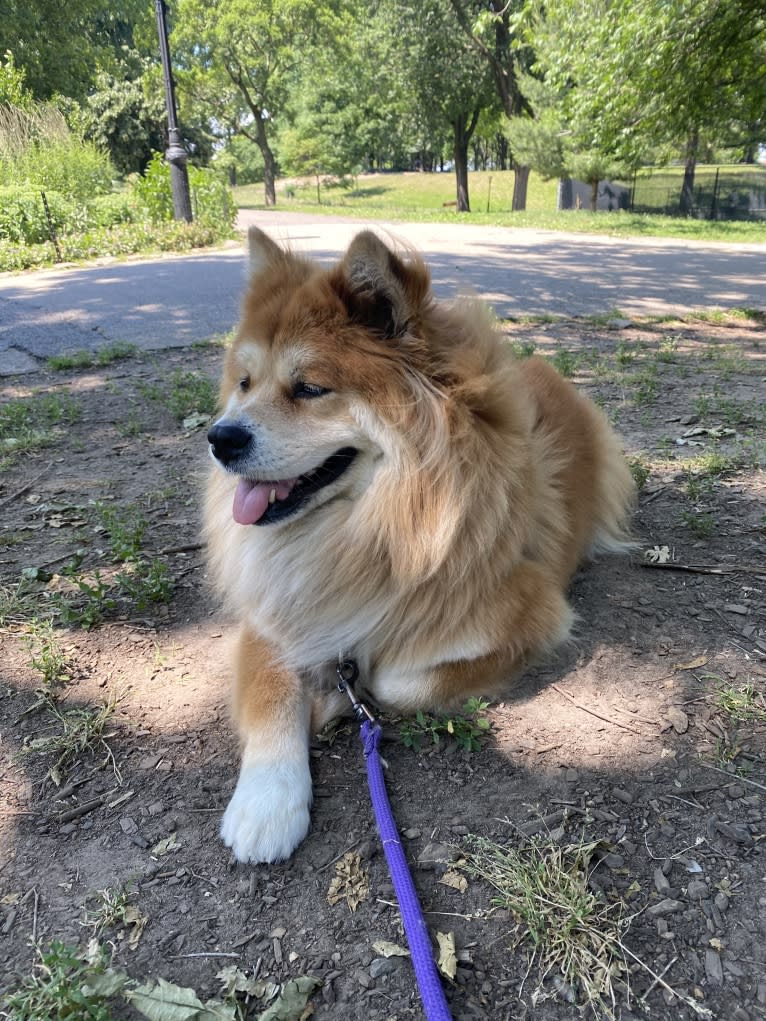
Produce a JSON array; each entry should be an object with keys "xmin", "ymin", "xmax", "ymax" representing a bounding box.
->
[
  {"xmin": 640, "ymin": 561, "xmax": 766, "ymax": 578},
  {"xmin": 550, "ymin": 685, "xmax": 644, "ymax": 735},
  {"xmin": 697, "ymin": 762, "xmax": 766, "ymax": 792},
  {"xmin": 0, "ymin": 462, "xmax": 53, "ymax": 511}
]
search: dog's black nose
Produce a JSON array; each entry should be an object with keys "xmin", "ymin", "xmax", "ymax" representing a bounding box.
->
[{"xmin": 208, "ymin": 422, "xmax": 252, "ymax": 464}]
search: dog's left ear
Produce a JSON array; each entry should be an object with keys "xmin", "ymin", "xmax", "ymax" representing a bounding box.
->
[
  {"xmin": 247, "ymin": 226, "xmax": 288, "ymax": 277},
  {"xmin": 336, "ymin": 231, "xmax": 430, "ymax": 340}
]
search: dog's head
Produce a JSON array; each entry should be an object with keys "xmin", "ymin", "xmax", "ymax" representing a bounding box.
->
[{"xmin": 208, "ymin": 227, "xmax": 438, "ymax": 528}]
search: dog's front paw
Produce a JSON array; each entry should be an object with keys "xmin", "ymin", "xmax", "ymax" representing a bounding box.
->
[{"xmin": 220, "ymin": 759, "xmax": 312, "ymax": 863}]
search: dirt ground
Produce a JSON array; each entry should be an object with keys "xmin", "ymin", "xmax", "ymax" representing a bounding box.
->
[{"xmin": 1, "ymin": 311, "xmax": 764, "ymax": 1020}]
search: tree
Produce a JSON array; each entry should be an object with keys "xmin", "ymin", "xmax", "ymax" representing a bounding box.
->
[
  {"xmin": 173, "ymin": 0, "xmax": 342, "ymax": 206},
  {"xmin": 390, "ymin": 0, "xmax": 495, "ymax": 211},
  {"xmin": 529, "ymin": 0, "xmax": 766, "ymax": 215},
  {"xmin": 83, "ymin": 70, "xmax": 166, "ymax": 176},
  {"xmin": 447, "ymin": 0, "xmax": 534, "ymax": 209}
]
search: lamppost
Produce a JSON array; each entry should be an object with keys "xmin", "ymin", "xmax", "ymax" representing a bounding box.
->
[{"xmin": 155, "ymin": 0, "xmax": 193, "ymax": 222}]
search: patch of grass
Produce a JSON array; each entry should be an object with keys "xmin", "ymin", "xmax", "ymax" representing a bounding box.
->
[
  {"xmin": 46, "ymin": 343, "xmax": 138, "ymax": 371},
  {"xmin": 3, "ymin": 941, "xmax": 116, "ymax": 1021},
  {"xmin": 0, "ymin": 578, "xmax": 40, "ymax": 626},
  {"xmin": 716, "ymin": 682, "xmax": 766, "ymax": 723},
  {"xmin": 614, "ymin": 341, "xmax": 636, "ymax": 367},
  {"xmin": 82, "ymin": 885, "xmax": 147, "ymax": 949},
  {"xmin": 681, "ymin": 510, "xmax": 715, "ymax": 538},
  {"xmin": 399, "ymin": 697, "xmax": 491, "ymax": 752},
  {"xmin": 0, "ymin": 391, "xmax": 82, "ymax": 463},
  {"xmin": 551, "ymin": 349, "xmax": 579, "ymax": 378},
  {"xmin": 115, "ymin": 559, "xmax": 173, "ymax": 610},
  {"xmin": 53, "ymin": 570, "xmax": 117, "ymax": 629},
  {"xmin": 509, "ymin": 339, "xmax": 536, "ymax": 359},
  {"xmin": 655, "ymin": 336, "xmax": 679, "ymax": 363},
  {"xmin": 627, "ymin": 457, "xmax": 650, "ymax": 492},
  {"xmin": 93, "ymin": 502, "xmax": 145, "ymax": 562},
  {"xmin": 461, "ymin": 834, "xmax": 629, "ymax": 1017},
  {"xmin": 22, "ymin": 688, "xmax": 120, "ymax": 785},
  {"xmin": 23, "ymin": 620, "xmax": 70, "ymax": 688},
  {"xmin": 631, "ymin": 366, "xmax": 660, "ymax": 406},
  {"xmin": 140, "ymin": 369, "xmax": 217, "ymax": 421}
]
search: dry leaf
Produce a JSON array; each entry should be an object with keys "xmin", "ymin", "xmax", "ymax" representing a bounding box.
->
[
  {"xmin": 216, "ymin": 965, "xmax": 277, "ymax": 1000},
  {"xmin": 644, "ymin": 545, "xmax": 671, "ymax": 564},
  {"xmin": 257, "ymin": 977, "xmax": 320, "ymax": 1021},
  {"xmin": 436, "ymin": 931, "xmax": 457, "ymax": 980},
  {"xmin": 150, "ymin": 833, "xmax": 181, "ymax": 857},
  {"xmin": 438, "ymin": 870, "xmax": 468, "ymax": 893},
  {"xmin": 372, "ymin": 940, "xmax": 410, "ymax": 958},
  {"xmin": 126, "ymin": 977, "xmax": 235, "ymax": 1020},
  {"xmin": 326, "ymin": 852, "xmax": 369, "ymax": 912},
  {"xmin": 124, "ymin": 904, "xmax": 148, "ymax": 949},
  {"xmin": 673, "ymin": 655, "xmax": 708, "ymax": 672}
]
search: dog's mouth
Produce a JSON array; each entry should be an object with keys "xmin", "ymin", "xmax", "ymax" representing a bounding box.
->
[{"xmin": 232, "ymin": 447, "xmax": 358, "ymax": 526}]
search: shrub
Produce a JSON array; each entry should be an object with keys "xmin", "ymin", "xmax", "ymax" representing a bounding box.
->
[
  {"xmin": 85, "ymin": 193, "xmax": 136, "ymax": 229},
  {"xmin": 132, "ymin": 152, "xmax": 235, "ymax": 228},
  {"xmin": 0, "ymin": 186, "xmax": 78, "ymax": 244}
]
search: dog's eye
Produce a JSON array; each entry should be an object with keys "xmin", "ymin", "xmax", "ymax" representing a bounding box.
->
[
  {"xmin": 293, "ymin": 382, "xmax": 330, "ymax": 399},
  {"xmin": 239, "ymin": 375, "xmax": 251, "ymax": 392}
]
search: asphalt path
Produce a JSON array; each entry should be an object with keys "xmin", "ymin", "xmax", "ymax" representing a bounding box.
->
[{"xmin": 1, "ymin": 209, "xmax": 765, "ymax": 375}]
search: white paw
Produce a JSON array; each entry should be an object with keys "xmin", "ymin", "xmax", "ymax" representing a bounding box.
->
[{"xmin": 220, "ymin": 759, "xmax": 312, "ymax": 863}]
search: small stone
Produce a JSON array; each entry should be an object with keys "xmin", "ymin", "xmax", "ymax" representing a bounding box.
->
[
  {"xmin": 369, "ymin": 957, "xmax": 399, "ymax": 979},
  {"xmin": 403, "ymin": 828, "xmax": 421, "ymax": 839},
  {"xmin": 147, "ymin": 801, "xmax": 164, "ymax": 816},
  {"xmin": 704, "ymin": 949, "xmax": 723, "ymax": 986},
  {"xmin": 666, "ymin": 707, "xmax": 689, "ymax": 734},
  {"xmin": 269, "ymin": 926, "xmax": 287, "ymax": 939},
  {"xmin": 565, "ymin": 768, "xmax": 579, "ymax": 783},
  {"xmin": 607, "ymin": 318, "xmax": 632, "ymax": 330},
  {"xmin": 119, "ymin": 816, "xmax": 138, "ymax": 834},
  {"xmin": 714, "ymin": 892, "xmax": 729, "ymax": 912},
  {"xmin": 653, "ymin": 868, "xmax": 671, "ymax": 895},
  {"xmin": 686, "ymin": 879, "xmax": 710, "ymax": 900},
  {"xmin": 602, "ymin": 853, "xmax": 625, "ymax": 869},
  {"xmin": 727, "ymin": 785, "xmax": 745, "ymax": 799},
  {"xmin": 647, "ymin": 898, "xmax": 683, "ymax": 916},
  {"xmin": 723, "ymin": 604, "xmax": 749, "ymax": 615},
  {"xmin": 59, "ymin": 823, "xmax": 76, "ymax": 835},
  {"xmin": 612, "ymin": 788, "xmax": 634, "ymax": 804},
  {"xmin": 418, "ymin": 842, "xmax": 452, "ymax": 868},
  {"xmin": 355, "ymin": 969, "xmax": 374, "ymax": 989},
  {"xmin": 756, "ymin": 982, "xmax": 766, "ymax": 1005}
]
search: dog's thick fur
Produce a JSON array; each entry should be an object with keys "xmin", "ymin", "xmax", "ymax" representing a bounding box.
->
[{"xmin": 205, "ymin": 227, "xmax": 635, "ymax": 863}]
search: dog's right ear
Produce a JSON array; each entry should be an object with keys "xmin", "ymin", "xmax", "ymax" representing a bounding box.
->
[{"xmin": 247, "ymin": 226, "xmax": 286, "ymax": 277}]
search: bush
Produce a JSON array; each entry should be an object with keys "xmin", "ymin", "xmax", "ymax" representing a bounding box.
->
[
  {"xmin": 132, "ymin": 152, "xmax": 236, "ymax": 229},
  {"xmin": 0, "ymin": 186, "xmax": 79, "ymax": 244},
  {"xmin": 85, "ymin": 193, "xmax": 136, "ymax": 229},
  {"xmin": 0, "ymin": 103, "xmax": 114, "ymax": 201},
  {"xmin": 0, "ymin": 219, "xmax": 224, "ymax": 271}
]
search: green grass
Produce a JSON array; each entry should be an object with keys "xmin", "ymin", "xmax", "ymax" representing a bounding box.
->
[
  {"xmin": 0, "ymin": 391, "xmax": 82, "ymax": 465},
  {"xmin": 47, "ymin": 343, "xmax": 138, "ymax": 371},
  {"xmin": 140, "ymin": 369, "xmax": 217, "ymax": 421},
  {"xmin": 235, "ymin": 169, "xmax": 766, "ymax": 242},
  {"xmin": 3, "ymin": 942, "xmax": 117, "ymax": 1021}
]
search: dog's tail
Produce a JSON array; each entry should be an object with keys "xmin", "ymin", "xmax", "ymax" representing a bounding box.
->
[{"xmin": 588, "ymin": 420, "xmax": 639, "ymax": 558}]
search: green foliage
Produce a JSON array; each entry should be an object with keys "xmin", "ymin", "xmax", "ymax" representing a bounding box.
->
[
  {"xmin": 551, "ymin": 349, "xmax": 578, "ymax": 377},
  {"xmin": 400, "ymin": 697, "xmax": 492, "ymax": 752},
  {"xmin": 3, "ymin": 941, "xmax": 115, "ymax": 1021},
  {"xmin": 141, "ymin": 368, "xmax": 218, "ymax": 420},
  {"xmin": 83, "ymin": 69, "xmax": 165, "ymax": 176},
  {"xmin": 627, "ymin": 457, "xmax": 650, "ymax": 492},
  {"xmin": 0, "ymin": 51, "xmax": 31, "ymax": 108},
  {"xmin": 0, "ymin": 219, "xmax": 224, "ymax": 272},
  {"xmin": 131, "ymin": 152, "xmax": 235, "ymax": 228},
  {"xmin": 116, "ymin": 559, "xmax": 174, "ymax": 609},
  {"xmin": 0, "ymin": 101, "xmax": 114, "ymax": 201},
  {"xmin": 0, "ymin": 392, "xmax": 82, "ymax": 463},
  {"xmin": 94, "ymin": 502, "xmax": 145, "ymax": 562},
  {"xmin": 23, "ymin": 620, "xmax": 71, "ymax": 688},
  {"xmin": 0, "ymin": 187, "xmax": 78, "ymax": 244},
  {"xmin": 47, "ymin": 342, "xmax": 137, "ymax": 371}
]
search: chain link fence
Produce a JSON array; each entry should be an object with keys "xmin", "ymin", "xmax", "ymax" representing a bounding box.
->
[{"xmin": 627, "ymin": 165, "xmax": 766, "ymax": 220}]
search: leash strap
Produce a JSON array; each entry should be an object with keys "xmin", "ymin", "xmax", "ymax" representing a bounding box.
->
[{"xmin": 360, "ymin": 719, "xmax": 453, "ymax": 1021}]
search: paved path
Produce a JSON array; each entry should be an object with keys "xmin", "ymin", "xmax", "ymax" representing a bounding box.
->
[{"xmin": 1, "ymin": 210, "xmax": 765, "ymax": 375}]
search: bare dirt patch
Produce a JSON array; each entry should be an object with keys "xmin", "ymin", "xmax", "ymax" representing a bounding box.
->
[{"xmin": 1, "ymin": 315, "xmax": 764, "ymax": 1020}]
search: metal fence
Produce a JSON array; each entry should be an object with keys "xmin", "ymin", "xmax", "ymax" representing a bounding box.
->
[{"xmin": 627, "ymin": 165, "xmax": 766, "ymax": 220}]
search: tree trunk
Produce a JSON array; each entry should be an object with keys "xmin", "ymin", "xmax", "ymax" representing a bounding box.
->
[
  {"xmin": 495, "ymin": 133, "xmax": 508, "ymax": 171},
  {"xmin": 512, "ymin": 164, "xmax": 530, "ymax": 211},
  {"xmin": 453, "ymin": 108, "xmax": 481, "ymax": 213},
  {"xmin": 679, "ymin": 128, "xmax": 699, "ymax": 217},
  {"xmin": 253, "ymin": 113, "xmax": 277, "ymax": 207},
  {"xmin": 589, "ymin": 179, "xmax": 599, "ymax": 212},
  {"xmin": 557, "ymin": 177, "xmax": 573, "ymax": 210}
]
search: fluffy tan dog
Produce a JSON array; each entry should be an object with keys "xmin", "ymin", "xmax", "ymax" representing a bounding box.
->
[{"xmin": 205, "ymin": 227, "xmax": 634, "ymax": 863}]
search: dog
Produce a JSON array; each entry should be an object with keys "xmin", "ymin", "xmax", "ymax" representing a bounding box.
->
[{"xmin": 205, "ymin": 226, "xmax": 635, "ymax": 864}]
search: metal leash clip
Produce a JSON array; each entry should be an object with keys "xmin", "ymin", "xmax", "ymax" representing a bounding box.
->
[{"xmin": 336, "ymin": 658, "xmax": 377, "ymax": 725}]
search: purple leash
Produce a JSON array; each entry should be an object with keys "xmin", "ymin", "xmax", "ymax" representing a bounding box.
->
[{"xmin": 337, "ymin": 661, "xmax": 453, "ymax": 1021}]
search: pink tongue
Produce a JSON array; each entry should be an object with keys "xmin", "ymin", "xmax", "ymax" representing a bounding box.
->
[{"xmin": 232, "ymin": 478, "xmax": 297, "ymax": 525}]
